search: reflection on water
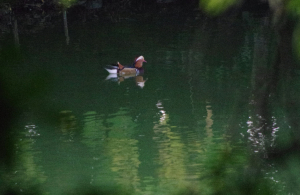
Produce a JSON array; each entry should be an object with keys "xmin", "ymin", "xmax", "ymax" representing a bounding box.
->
[
  {"xmin": 152, "ymin": 100, "xmax": 213, "ymax": 192},
  {"xmin": 135, "ymin": 76, "xmax": 147, "ymax": 88},
  {"xmin": 81, "ymin": 108, "xmax": 141, "ymax": 192},
  {"xmin": 246, "ymin": 114, "xmax": 279, "ymax": 155},
  {"xmin": 78, "ymin": 99, "xmax": 212, "ymax": 194},
  {"xmin": 108, "ymin": 137, "xmax": 140, "ymax": 192},
  {"xmin": 59, "ymin": 111, "xmax": 77, "ymax": 142},
  {"xmin": 4, "ymin": 125, "xmax": 47, "ymax": 193},
  {"xmin": 25, "ymin": 124, "xmax": 40, "ymax": 137},
  {"xmin": 205, "ymin": 102, "xmax": 213, "ymax": 138},
  {"xmin": 105, "ymin": 73, "xmax": 147, "ymax": 89},
  {"xmin": 153, "ymin": 100, "xmax": 189, "ymax": 190}
]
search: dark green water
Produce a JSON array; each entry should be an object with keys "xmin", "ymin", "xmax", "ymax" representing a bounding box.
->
[{"xmin": 3, "ymin": 15, "xmax": 300, "ymax": 194}]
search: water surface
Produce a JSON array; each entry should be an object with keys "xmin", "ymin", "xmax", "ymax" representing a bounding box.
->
[{"xmin": 4, "ymin": 14, "xmax": 299, "ymax": 194}]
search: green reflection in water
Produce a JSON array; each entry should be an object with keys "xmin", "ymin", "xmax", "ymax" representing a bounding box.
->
[
  {"xmin": 3, "ymin": 126, "xmax": 46, "ymax": 194},
  {"xmin": 82, "ymin": 108, "xmax": 141, "ymax": 193},
  {"xmin": 153, "ymin": 102, "xmax": 189, "ymax": 188},
  {"xmin": 152, "ymin": 100, "xmax": 205, "ymax": 193}
]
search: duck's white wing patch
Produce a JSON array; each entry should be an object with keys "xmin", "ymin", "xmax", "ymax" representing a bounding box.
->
[{"xmin": 105, "ymin": 68, "xmax": 118, "ymax": 74}]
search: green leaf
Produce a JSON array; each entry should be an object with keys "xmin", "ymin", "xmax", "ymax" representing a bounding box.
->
[{"xmin": 200, "ymin": 0, "xmax": 240, "ymax": 16}]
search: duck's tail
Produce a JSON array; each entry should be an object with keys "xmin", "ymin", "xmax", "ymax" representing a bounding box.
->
[
  {"xmin": 105, "ymin": 62, "xmax": 125, "ymax": 74},
  {"xmin": 105, "ymin": 64, "xmax": 118, "ymax": 74}
]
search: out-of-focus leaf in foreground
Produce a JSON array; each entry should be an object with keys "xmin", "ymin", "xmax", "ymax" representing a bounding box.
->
[{"xmin": 199, "ymin": 0, "xmax": 240, "ymax": 16}]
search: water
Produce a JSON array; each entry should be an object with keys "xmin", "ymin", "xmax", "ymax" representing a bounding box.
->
[{"xmin": 3, "ymin": 14, "xmax": 300, "ymax": 194}]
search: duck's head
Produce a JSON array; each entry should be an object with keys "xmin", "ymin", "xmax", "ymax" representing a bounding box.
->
[
  {"xmin": 135, "ymin": 56, "xmax": 147, "ymax": 63},
  {"xmin": 134, "ymin": 56, "xmax": 147, "ymax": 68}
]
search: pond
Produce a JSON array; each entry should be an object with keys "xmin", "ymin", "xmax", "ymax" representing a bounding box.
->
[{"xmin": 2, "ymin": 13, "xmax": 300, "ymax": 194}]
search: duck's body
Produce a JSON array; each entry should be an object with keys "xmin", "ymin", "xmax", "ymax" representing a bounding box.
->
[
  {"xmin": 105, "ymin": 66, "xmax": 141, "ymax": 74},
  {"xmin": 105, "ymin": 56, "xmax": 147, "ymax": 74}
]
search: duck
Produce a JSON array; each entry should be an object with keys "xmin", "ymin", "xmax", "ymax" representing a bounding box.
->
[{"xmin": 105, "ymin": 56, "xmax": 147, "ymax": 74}]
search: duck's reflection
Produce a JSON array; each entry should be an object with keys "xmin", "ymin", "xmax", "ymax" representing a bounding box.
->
[
  {"xmin": 135, "ymin": 75, "xmax": 147, "ymax": 88},
  {"xmin": 105, "ymin": 73, "xmax": 147, "ymax": 88}
]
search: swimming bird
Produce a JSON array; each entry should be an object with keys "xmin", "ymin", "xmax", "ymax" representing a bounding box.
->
[{"xmin": 105, "ymin": 56, "xmax": 147, "ymax": 74}]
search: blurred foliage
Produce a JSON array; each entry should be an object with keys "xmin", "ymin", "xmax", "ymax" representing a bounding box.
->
[
  {"xmin": 200, "ymin": 142, "xmax": 277, "ymax": 195},
  {"xmin": 294, "ymin": 22, "xmax": 300, "ymax": 60},
  {"xmin": 287, "ymin": 0, "xmax": 300, "ymax": 60},
  {"xmin": 286, "ymin": 0, "xmax": 300, "ymax": 16},
  {"xmin": 199, "ymin": 0, "xmax": 239, "ymax": 16},
  {"xmin": 58, "ymin": 0, "xmax": 78, "ymax": 8}
]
